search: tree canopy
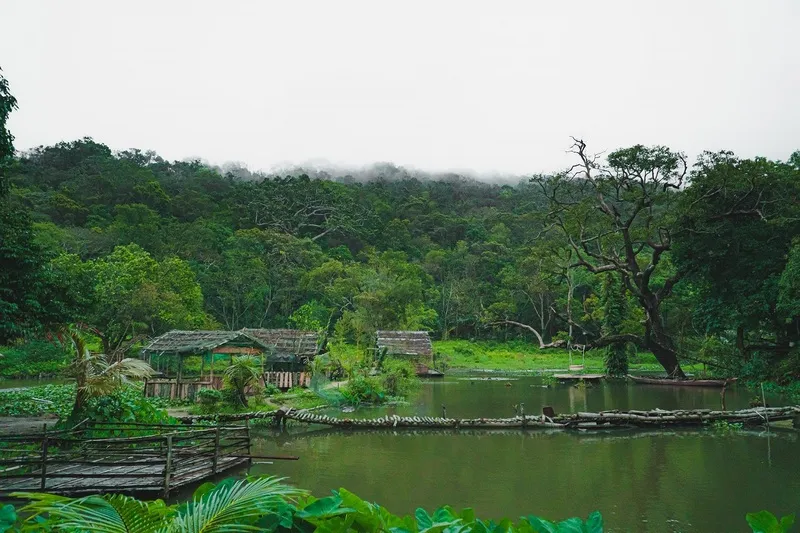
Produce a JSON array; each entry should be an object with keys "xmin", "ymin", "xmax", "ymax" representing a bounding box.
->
[{"xmin": 0, "ymin": 112, "xmax": 798, "ymax": 379}]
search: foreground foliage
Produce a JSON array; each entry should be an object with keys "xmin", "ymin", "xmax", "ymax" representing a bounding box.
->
[{"xmin": 0, "ymin": 476, "xmax": 792, "ymax": 533}]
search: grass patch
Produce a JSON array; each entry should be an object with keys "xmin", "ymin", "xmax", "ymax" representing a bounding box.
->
[
  {"xmin": 271, "ymin": 388, "xmax": 329, "ymax": 410},
  {"xmin": 434, "ymin": 339, "xmax": 704, "ymax": 373}
]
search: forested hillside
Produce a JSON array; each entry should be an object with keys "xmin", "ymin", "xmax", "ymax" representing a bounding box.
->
[{"xmin": 1, "ymin": 135, "xmax": 799, "ymax": 380}]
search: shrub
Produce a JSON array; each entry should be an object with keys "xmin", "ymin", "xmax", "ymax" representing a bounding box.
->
[
  {"xmin": 380, "ymin": 359, "xmax": 420, "ymax": 398},
  {"xmin": 81, "ymin": 386, "xmax": 172, "ymax": 428},
  {"xmin": 341, "ymin": 376, "xmax": 385, "ymax": 405},
  {"xmin": 197, "ymin": 388, "xmax": 223, "ymax": 406},
  {"xmin": 263, "ymin": 383, "xmax": 281, "ymax": 396}
]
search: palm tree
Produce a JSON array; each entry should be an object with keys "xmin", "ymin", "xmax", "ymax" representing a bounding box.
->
[
  {"xmin": 223, "ymin": 355, "xmax": 262, "ymax": 407},
  {"xmin": 14, "ymin": 476, "xmax": 305, "ymax": 532},
  {"xmin": 64, "ymin": 328, "xmax": 154, "ymax": 423}
]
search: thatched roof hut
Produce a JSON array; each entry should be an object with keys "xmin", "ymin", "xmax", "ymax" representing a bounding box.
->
[
  {"xmin": 240, "ymin": 329, "xmax": 320, "ymax": 362},
  {"xmin": 375, "ymin": 330, "xmax": 433, "ymax": 357},
  {"xmin": 141, "ymin": 330, "xmax": 267, "ymax": 355},
  {"xmin": 375, "ymin": 330, "xmax": 439, "ymax": 376}
]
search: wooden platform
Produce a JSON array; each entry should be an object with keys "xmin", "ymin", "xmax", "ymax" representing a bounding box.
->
[
  {"xmin": 553, "ymin": 373, "xmax": 605, "ymax": 381},
  {"xmin": 0, "ymin": 422, "xmax": 251, "ymax": 497}
]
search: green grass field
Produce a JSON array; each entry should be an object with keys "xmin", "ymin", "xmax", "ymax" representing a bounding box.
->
[{"xmin": 433, "ymin": 339, "xmax": 704, "ymax": 374}]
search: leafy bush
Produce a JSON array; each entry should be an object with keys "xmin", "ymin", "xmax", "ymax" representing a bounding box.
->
[
  {"xmin": 197, "ymin": 388, "xmax": 223, "ymax": 407},
  {"xmin": 341, "ymin": 375, "xmax": 385, "ymax": 405},
  {"xmin": 80, "ymin": 385, "xmax": 172, "ymax": 427},
  {"xmin": 380, "ymin": 359, "xmax": 420, "ymax": 398},
  {"xmin": 263, "ymin": 383, "xmax": 281, "ymax": 396},
  {"xmin": 0, "ymin": 340, "xmax": 70, "ymax": 378}
]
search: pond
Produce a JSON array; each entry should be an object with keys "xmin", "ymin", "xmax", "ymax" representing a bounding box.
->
[{"xmin": 249, "ymin": 376, "xmax": 800, "ymax": 533}]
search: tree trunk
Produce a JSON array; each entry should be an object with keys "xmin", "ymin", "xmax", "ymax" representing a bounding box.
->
[{"xmin": 644, "ymin": 312, "xmax": 685, "ymax": 378}]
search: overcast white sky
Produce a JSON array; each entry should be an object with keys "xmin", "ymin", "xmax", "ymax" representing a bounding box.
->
[{"xmin": 2, "ymin": 1, "xmax": 798, "ymax": 176}]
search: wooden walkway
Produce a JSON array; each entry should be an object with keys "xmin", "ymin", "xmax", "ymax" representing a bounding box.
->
[{"xmin": 0, "ymin": 422, "xmax": 251, "ymax": 497}]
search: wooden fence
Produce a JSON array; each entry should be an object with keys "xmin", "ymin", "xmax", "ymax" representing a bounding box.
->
[
  {"xmin": 143, "ymin": 378, "xmax": 224, "ymax": 400},
  {"xmin": 0, "ymin": 421, "xmax": 251, "ymax": 497},
  {"xmin": 144, "ymin": 372, "xmax": 311, "ymax": 400},
  {"xmin": 264, "ymin": 372, "xmax": 311, "ymax": 389}
]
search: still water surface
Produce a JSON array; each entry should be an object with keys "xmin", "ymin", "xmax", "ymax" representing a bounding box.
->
[{"xmin": 251, "ymin": 376, "xmax": 799, "ymax": 533}]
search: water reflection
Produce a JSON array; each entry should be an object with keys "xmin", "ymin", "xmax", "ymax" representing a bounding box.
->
[{"xmin": 248, "ymin": 377, "xmax": 798, "ymax": 533}]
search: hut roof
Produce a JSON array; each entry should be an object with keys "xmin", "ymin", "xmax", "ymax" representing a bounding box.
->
[
  {"xmin": 376, "ymin": 330, "xmax": 433, "ymax": 357},
  {"xmin": 142, "ymin": 328, "xmax": 320, "ymax": 359},
  {"xmin": 241, "ymin": 329, "xmax": 319, "ymax": 357},
  {"xmin": 141, "ymin": 330, "xmax": 258, "ymax": 354}
]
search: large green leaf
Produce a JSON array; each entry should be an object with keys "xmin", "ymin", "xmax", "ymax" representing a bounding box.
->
[
  {"xmin": 295, "ymin": 495, "xmax": 354, "ymax": 519},
  {"xmin": 0, "ymin": 505, "xmax": 17, "ymax": 533},
  {"xmin": 746, "ymin": 511, "xmax": 795, "ymax": 533},
  {"xmin": 416, "ymin": 508, "xmax": 433, "ymax": 530}
]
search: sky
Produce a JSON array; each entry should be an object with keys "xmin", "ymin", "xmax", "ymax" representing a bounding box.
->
[{"xmin": 2, "ymin": 0, "xmax": 799, "ymax": 176}]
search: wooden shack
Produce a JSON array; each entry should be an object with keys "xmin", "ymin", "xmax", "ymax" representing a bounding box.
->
[
  {"xmin": 141, "ymin": 329, "xmax": 321, "ymax": 398},
  {"xmin": 376, "ymin": 330, "xmax": 442, "ymax": 377},
  {"xmin": 141, "ymin": 330, "xmax": 271, "ymax": 399},
  {"xmin": 241, "ymin": 329, "xmax": 320, "ymax": 389}
]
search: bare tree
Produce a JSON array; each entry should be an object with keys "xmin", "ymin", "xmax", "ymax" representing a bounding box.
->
[{"xmin": 534, "ymin": 139, "xmax": 687, "ymax": 377}]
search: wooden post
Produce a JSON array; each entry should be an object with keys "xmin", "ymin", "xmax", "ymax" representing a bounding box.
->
[
  {"xmin": 212, "ymin": 425, "xmax": 221, "ymax": 474},
  {"xmin": 720, "ymin": 380, "xmax": 729, "ymax": 411},
  {"xmin": 177, "ymin": 355, "xmax": 184, "ymax": 400},
  {"xmin": 163, "ymin": 435, "xmax": 173, "ymax": 498},
  {"xmin": 245, "ymin": 417, "xmax": 252, "ymax": 465},
  {"xmin": 40, "ymin": 424, "xmax": 49, "ymax": 490},
  {"xmin": 210, "ymin": 352, "xmax": 215, "ymax": 385}
]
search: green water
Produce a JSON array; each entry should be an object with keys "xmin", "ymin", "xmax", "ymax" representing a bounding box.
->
[{"xmin": 250, "ymin": 376, "xmax": 800, "ymax": 532}]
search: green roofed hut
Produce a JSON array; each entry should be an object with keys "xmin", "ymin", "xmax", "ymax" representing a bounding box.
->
[
  {"xmin": 141, "ymin": 329, "xmax": 321, "ymax": 398},
  {"xmin": 375, "ymin": 330, "xmax": 443, "ymax": 377}
]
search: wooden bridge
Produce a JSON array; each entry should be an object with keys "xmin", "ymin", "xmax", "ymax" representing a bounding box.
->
[{"xmin": 0, "ymin": 422, "xmax": 253, "ymax": 498}]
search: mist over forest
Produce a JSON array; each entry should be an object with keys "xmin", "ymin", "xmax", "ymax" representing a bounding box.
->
[{"xmin": 2, "ymin": 135, "xmax": 798, "ymax": 382}]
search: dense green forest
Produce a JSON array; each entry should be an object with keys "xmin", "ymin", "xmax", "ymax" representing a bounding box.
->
[{"xmin": 1, "ymin": 75, "xmax": 798, "ymax": 382}]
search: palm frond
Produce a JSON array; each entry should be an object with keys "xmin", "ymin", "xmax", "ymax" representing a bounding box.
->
[
  {"xmin": 81, "ymin": 356, "xmax": 154, "ymax": 398},
  {"xmin": 169, "ymin": 476, "xmax": 306, "ymax": 533},
  {"xmin": 14, "ymin": 492, "xmax": 166, "ymax": 533}
]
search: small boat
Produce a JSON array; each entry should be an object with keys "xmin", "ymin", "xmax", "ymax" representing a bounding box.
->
[
  {"xmin": 627, "ymin": 374, "xmax": 737, "ymax": 388},
  {"xmin": 553, "ymin": 373, "xmax": 605, "ymax": 382}
]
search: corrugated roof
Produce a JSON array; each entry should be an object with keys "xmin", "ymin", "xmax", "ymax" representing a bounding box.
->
[
  {"xmin": 242, "ymin": 329, "xmax": 320, "ymax": 357},
  {"xmin": 376, "ymin": 330, "xmax": 433, "ymax": 357}
]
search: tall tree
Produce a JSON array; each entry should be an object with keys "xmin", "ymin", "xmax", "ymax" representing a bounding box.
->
[
  {"xmin": 536, "ymin": 139, "xmax": 687, "ymax": 377},
  {"xmin": 0, "ymin": 67, "xmax": 17, "ymax": 196},
  {"xmin": 0, "ymin": 68, "xmax": 70, "ymax": 342},
  {"xmin": 675, "ymin": 151, "xmax": 800, "ymax": 363}
]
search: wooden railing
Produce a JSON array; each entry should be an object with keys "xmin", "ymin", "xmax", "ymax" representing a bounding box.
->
[{"xmin": 0, "ymin": 422, "xmax": 251, "ymax": 497}]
